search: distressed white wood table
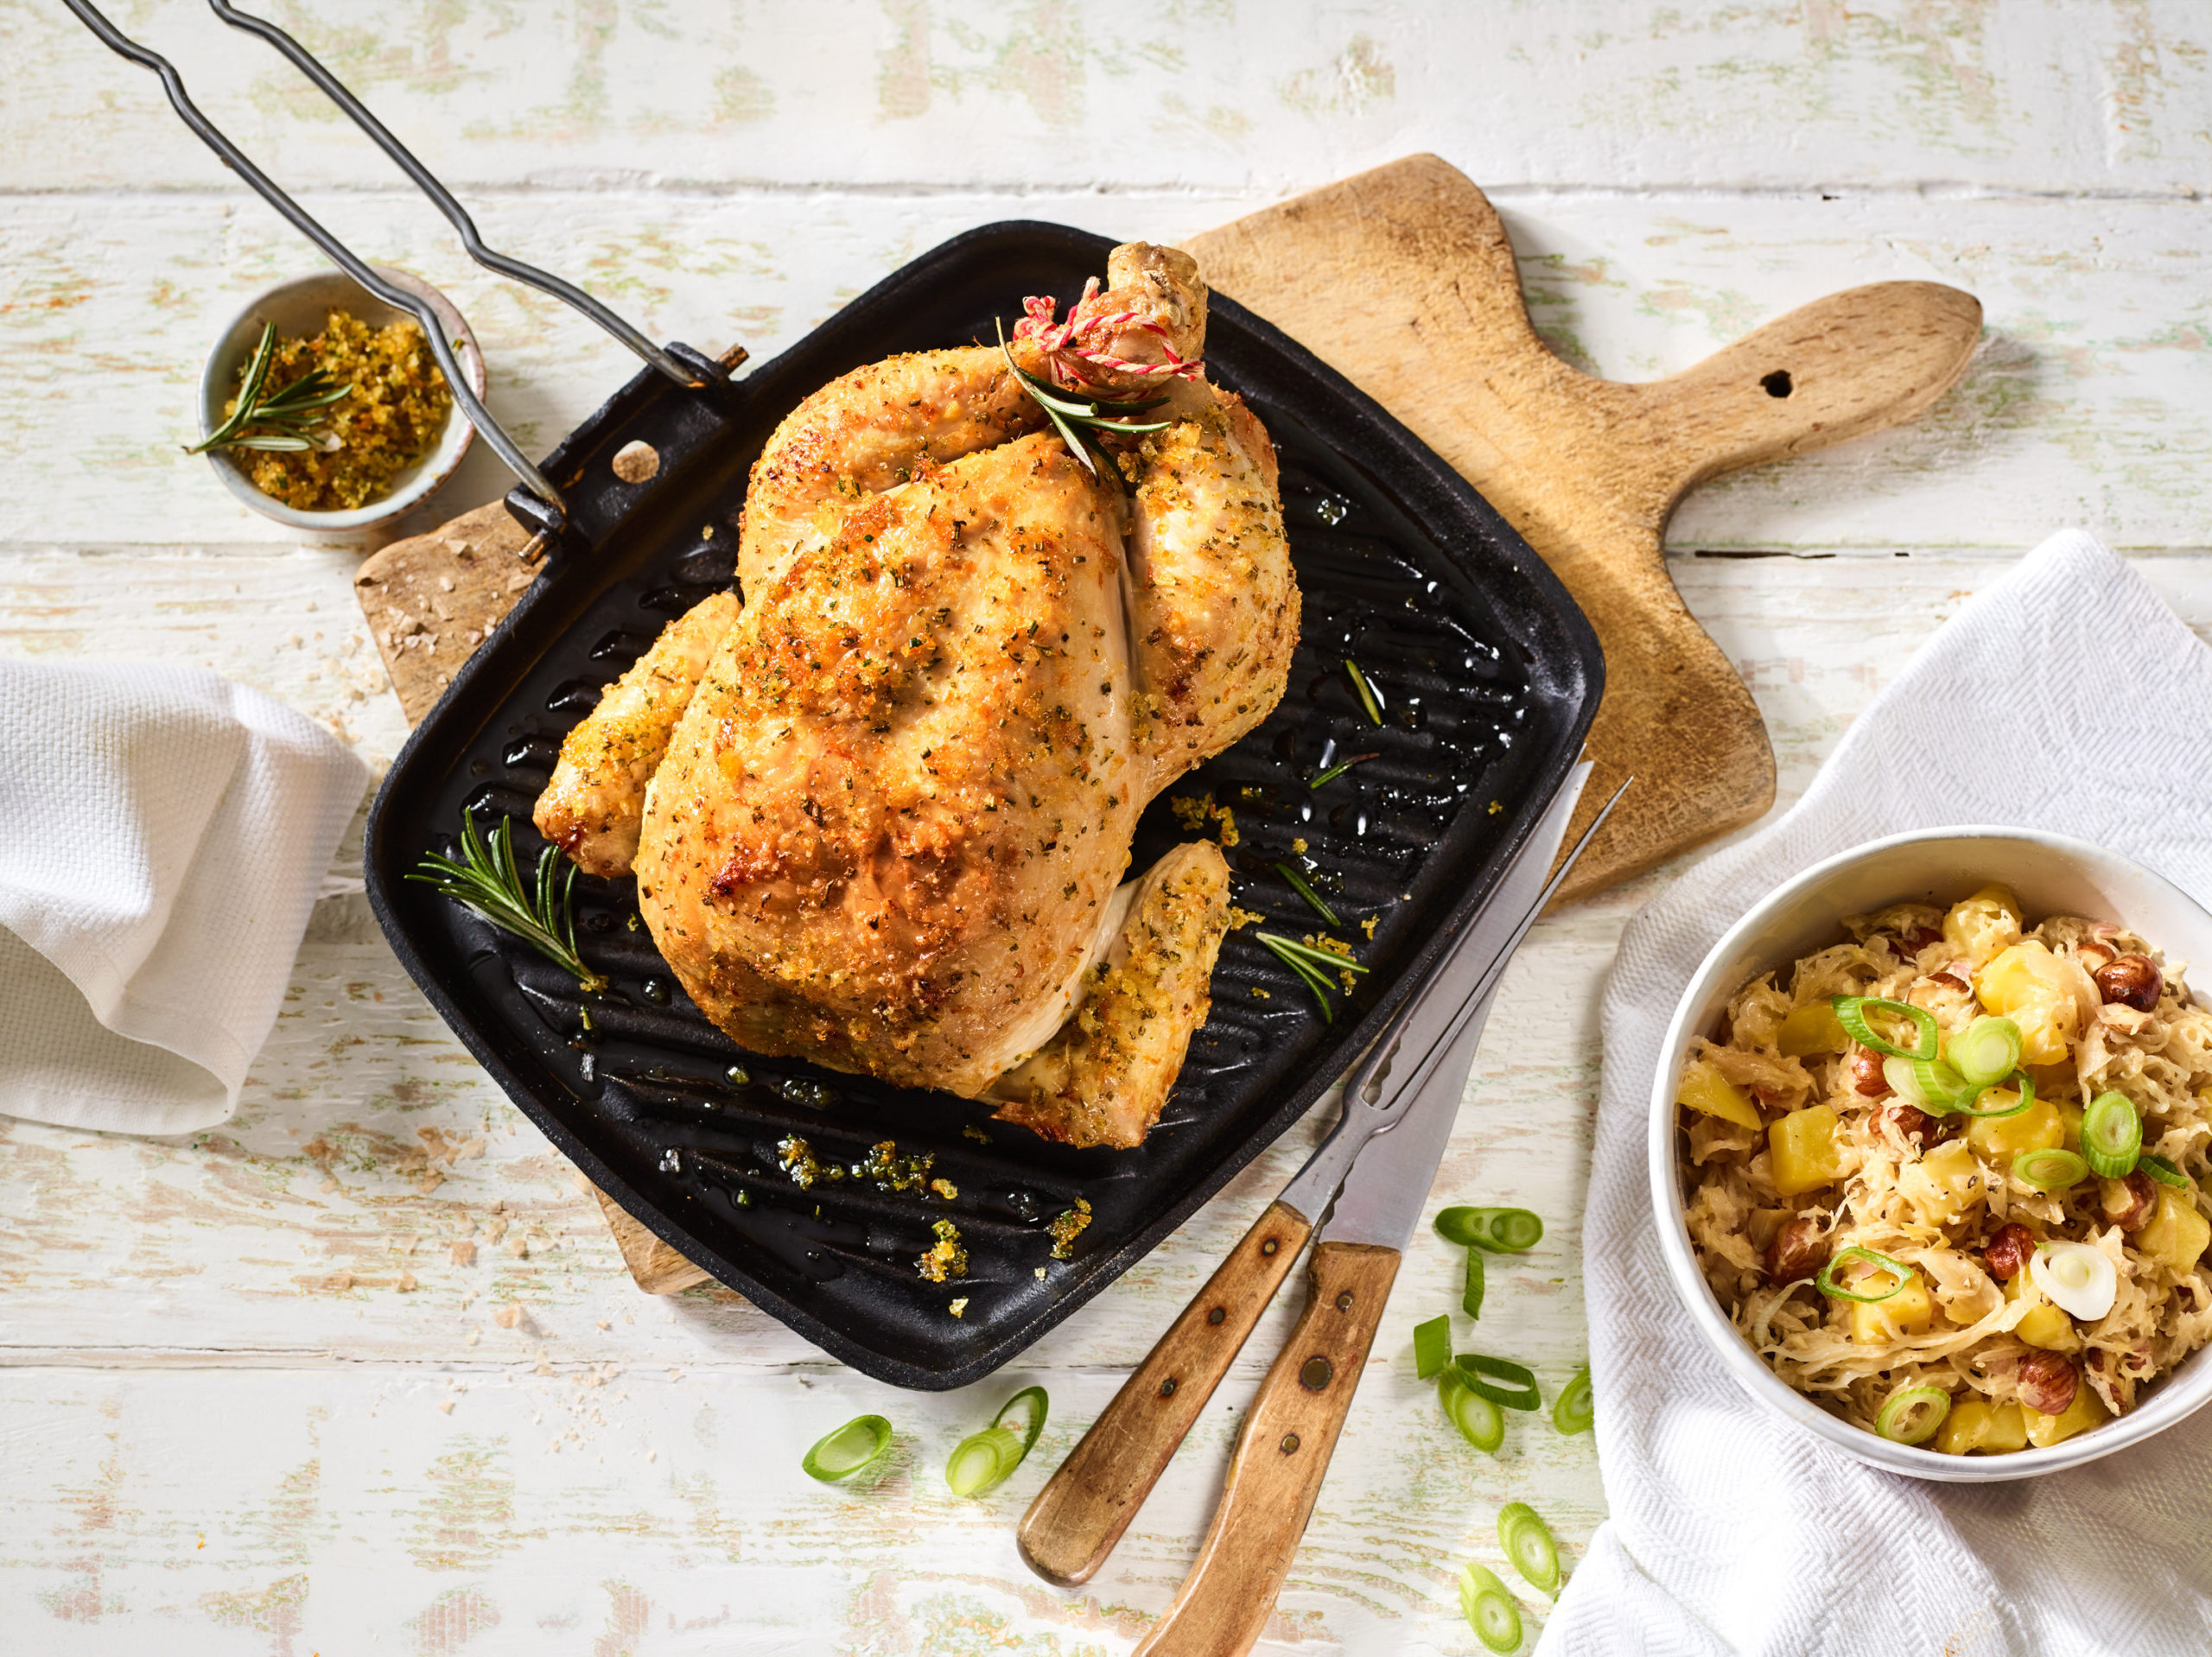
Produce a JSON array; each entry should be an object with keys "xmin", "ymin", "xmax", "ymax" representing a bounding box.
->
[{"xmin": 3, "ymin": 3, "xmax": 2208, "ymax": 1650}]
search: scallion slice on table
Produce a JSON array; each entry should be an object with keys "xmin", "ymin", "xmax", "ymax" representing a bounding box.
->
[
  {"xmin": 1875, "ymin": 1385, "xmax": 1952, "ymax": 1445},
  {"xmin": 1434, "ymin": 1207, "xmax": 1544, "ymax": 1253},
  {"xmin": 1497, "ymin": 1501, "xmax": 1564, "ymax": 1596},
  {"xmin": 1552, "ymin": 1364, "xmax": 1594, "ymax": 1436},
  {"xmin": 1814, "ymin": 1245, "xmax": 1911, "ymax": 1304},
  {"xmin": 1459, "ymin": 1562, "xmax": 1524, "ymax": 1654},
  {"xmin": 2082, "ymin": 1090, "xmax": 2144, "ymax": 1178},
  {"xmin": 2013, "ymin": 1147, "xmax": 2089, "ymax": 1191},
  {"xmin": 1832, "ymin": 995, "xmax": 1939, "ymax": 1061},
  {"xmin": 2139, "ymin": 1153, "xmax": 2192, "ymax": 1189},
  {"xmin": 1454, "ymin": 1353, "xmax": 1542, "ymax": 1413},
  {"xmin": 944, "ymin": 1386, "xmax": 1049, "ymax": 1497},
  {"xmin": 408, "ymin": 809, "xmax": 607, "ymax": 993},
  {"xmin": 1413, "ymin": 1315, "xmax": 1452, "ymax": 1380},
  {"xmin": 1272, "ymin": 860, "xmax": 1341, "ymax": 927},
  {"xmin": 1463, "ymin": 1248, "xmax": 1486, "ymax": 1319},
  {"xmin": 801, "ymin": 1413, "xmax": 893, "ymax": 1482},
  {"xmin": 1948, "ymin": 1016, "xmax": 2024, "ymax": 1089},
  {"xmin": 1438, "ymin": 1369, "xmax": 1506, "ymax": 1453},
  {"xmin": 2031, "ymin": 1241, "xmax": 2119, "ymax": 1322}
]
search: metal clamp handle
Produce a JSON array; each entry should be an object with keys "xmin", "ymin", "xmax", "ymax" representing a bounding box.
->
[{"xmin": 63, "ymin": 0, "xmax": 741, "ymax": 534}]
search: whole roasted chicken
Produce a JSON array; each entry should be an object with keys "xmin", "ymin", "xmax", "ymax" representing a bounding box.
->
[{"xmin": 535, "ymin": 244, "xmax": 1298, "ymax": 1148}]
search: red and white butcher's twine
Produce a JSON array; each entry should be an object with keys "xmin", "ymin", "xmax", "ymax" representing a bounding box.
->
[{"xmin": 1014, "ymin": 280, "xmax": 1204, "ymax": 387}]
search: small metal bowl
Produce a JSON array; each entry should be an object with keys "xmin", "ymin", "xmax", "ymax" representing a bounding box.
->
[
  {"xmin": 1651, "ymin": 827, "xmax": 2212, "ymax": 1481},
  {"xmin": 199, "ymin": 266, "xmax": 486, "ymax": 538}
]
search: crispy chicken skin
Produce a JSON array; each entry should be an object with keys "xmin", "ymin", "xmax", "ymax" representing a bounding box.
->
[
  {"xmin": 540, "ymin": 243, "xmax": 1299, "ymax": 1147},
  {"xmin": 533, "ymin": 589, "xmax": 741, "ymax": 878}
]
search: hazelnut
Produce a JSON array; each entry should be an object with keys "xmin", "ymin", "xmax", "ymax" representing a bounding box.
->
[
  {"xmin": 2094, "ymin": 953, "xmax": 2162, "ymax": 1013},
  {"xmin": 1849, "ymin": 1047, "xmax": 1891, "ymax": 1097},
  {"xmin": 1766, "ymin": 1216, "xmax": 1827, "ymax": 1285},
  {"xmin": 1983, "ymin": 1222, "xmax": 2037, "ymax": 1282},
  {"xmin": 2016, "ymin": 1350, "xmax": 2079, "ymax": 1418}
]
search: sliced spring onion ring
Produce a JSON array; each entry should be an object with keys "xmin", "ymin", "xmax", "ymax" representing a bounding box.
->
[
  {"xmin": 1434, "ymin": 1207, "xmax": 1545, "ymax": 1253},
  {"xmin": 1552, "ymin": 1364, "xmax": 1594, "ymax": 1436},
  {"xmin": 1875, "ymin": 1384, "xmax": 1952, "ymax": 1445},
  {"xmin": 944, "ymin": 1426, "xmax": 1022, "ymax": 1497},
  {"xmin": 1272, "ymin": 860, "xmax": 1341, "ymax": 927},
  {"xmin": 1413, "ymin": 1314, "xmax": 1452, "ymax": 1380},
  {"xmin": 1948, "ymin": 1070, "xmax": 2037, "ymax": 1121},
  {"xmin": 944, "ymin": 1387, "xmax": 1051, "ymax": 1497},
  {"xmin": 1464, "ymin": 1247, "xmax": 1487, "ymax": 1320},
  {"xmin": 2030, "ymin": 1240, "xmax": 2118, "ymax": 1322},
  {"xmin": 1497, "ymin": 1500, "xmax": 1564, "ymax": 1596},
  {"xmin": 1455, "ymin": 1353, "xmax": 1542, "ymax": 1413},
  {"xmin": 801, "ymin": 1413, "xmax": 893, "ymax": 1482},
  {"xmin": 1439, "ymin": 1369, "xmax": 1506, "ymax": 1453},
  {"xmin": 2013, "ymin": 1146, "xmax": 2089, "ymax": 1191},
  {"xmin": 1948, "ymin": 1016, "xmax": 2024, "ymax": 1089},
  {"xmin": 1459, "ymin": 1562, "xmax": 1524, "ymax": 1654},
  {"xmin": 2082, "ymin": 1090, "xmax": 2143, "ymax": 1178},
  {"xmin": 2139, "ymin": 1153, "xmax": 2192, "ymax": 1189},
  {"xmin": 1832, "ymin": 995, "xmax": 1939, "ymax": 1061},
  {"xmin": 1814, "ymin": 1245, "xmax": 1911, "ymax": 1304}
]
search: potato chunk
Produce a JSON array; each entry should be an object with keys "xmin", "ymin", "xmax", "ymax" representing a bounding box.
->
[
  {"xmin": 1769, "ymin": 1104, "xmax": 1845, "ymax": 1196},
  {"xmin": 1898, "ymin": 1140, "xmax": 1986, "ymax": 1228},
  {"xmin": 1852, "ymin": 1267, "xmax": 1935, "ymax": 1342},
  {"xmin": 1975, "ymin": 942, "xmax": 2079, "ymax": 1065},
  {"xmin": 1967, "ymin": 1095, "xmax": 2063, "ymax": 1164},
  {"xmin": 1777, "ymin": 1002, "xmax": 1847, "ymax": 1057},
  {"xmin": 2004, "ymin": 1270, "xmax": 2079, "ymax": 1352},
  {"xmin": 2136, "ymin": 1185, "xmax": 2211, "ymax": 1276},
  {"xmin": 1677, "ymin": 1058, "xmax": 1762, "ymax": 1130},
  {"xmin": 1935, "ymin": 1398, "xmax": 2028, "ymax": 1456},
  {"xmin": 2023, "ymin": 1380, "xmax": 2109, "ymax": 1447}
]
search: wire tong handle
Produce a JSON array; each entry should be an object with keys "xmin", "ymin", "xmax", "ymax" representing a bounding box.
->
[{"xmin": 62, "ymin": 0, "xmax": 739, "ymax": 537}]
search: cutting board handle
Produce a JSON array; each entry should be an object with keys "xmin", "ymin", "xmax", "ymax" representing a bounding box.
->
[{"xmin": 1625, "ymin": 281, "xmax": 1986, "ymax": 510}]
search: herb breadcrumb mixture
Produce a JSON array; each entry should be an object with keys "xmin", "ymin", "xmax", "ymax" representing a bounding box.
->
[{"xmin": 232, "ymin": 309, "xmax": 452, "ymax": 511}]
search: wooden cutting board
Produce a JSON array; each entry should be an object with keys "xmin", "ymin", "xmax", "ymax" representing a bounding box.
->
[{"xmin": 356, "ymin": 153, "xmax": 1980, "ymax": 1292}]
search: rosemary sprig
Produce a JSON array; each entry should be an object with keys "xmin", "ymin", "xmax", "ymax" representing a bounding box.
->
[
  {"xmin": 1344, "ymin": 658, "xmax": 1386, "ymax": 726},
  {"xmin": 1273, "ymin": 860, "xmax": 1342, "ymax": 927},
  {"xmin": 1308, "ymin": 752, "xmax": 1379, "ymax": 790},
  {"xmin": 407, "ymin": 810, "xmax": 607, "ymax": 994},
  {"xmin": 1254, "ymin": 930, "xmax": 1370, "ymax": 1023},
  {"xmin": 997, "ymin": 318, "xmax": 1171, "ymax": 480},
  {"xmin": 188, "ymin": 320, "xmax": 352, "ymax": 455}
]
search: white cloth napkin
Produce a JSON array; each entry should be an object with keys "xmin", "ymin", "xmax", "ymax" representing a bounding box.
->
[
  {"xmin": 0, "ymin": 660, "xmax": 368, "ymax": 1135},
  {"xmin": 1541, "ymin": 530, "xmax": 2212, "ymax": 1657}
]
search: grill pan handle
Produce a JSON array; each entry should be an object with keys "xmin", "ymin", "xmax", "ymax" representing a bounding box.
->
[{"xmin": 63, "ymin": 0, "xmax": 741, "ymax": 537}]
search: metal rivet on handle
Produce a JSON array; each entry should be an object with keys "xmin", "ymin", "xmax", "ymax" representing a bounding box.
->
[
  {"xmin": 1206, "ymin": 1306, "xmax": 1226, "ymax": 1326},
  {"xmin": 1300, "ymin": 1355, "xmax": 1332, "ymax": 1391},
  {"xmin": 1335, "ymin": 1291, "xmax": 1354, "ymax": 1311},
  {"xmin": 1280, "ymin": 1433, "xmax": 1300, "ymax": 1455},
  {"xmin": 1159, "ymin": 1377, "xmax": 1178, "ymax": 1398},
  {"xmin": 1261, "ymin": 1238, "xmax": 1280, "ymax": 1256}
]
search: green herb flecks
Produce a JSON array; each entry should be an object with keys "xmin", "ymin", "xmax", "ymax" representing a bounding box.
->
[
  {"xmin": 1254, "ymin": 930, "xmax": 1369, "ymax": 1022},
  {"xmin": 407, "ymin": 810, "xmax": 606, "ymax": 993},
  {"xmin": 189, "ymin": 319, "xmax": 352, "ymax": 454},
  {"xmin": 1308, "ymin": 752, "xmax": 1379, "ymax": 790},
  {"xmin": 1344, "ymin": 658, "xmax": 1385, "ymax": 726},
  {"xmin": 1273, "ymin": 860, "xmax": 1341, "ymax": 927}
]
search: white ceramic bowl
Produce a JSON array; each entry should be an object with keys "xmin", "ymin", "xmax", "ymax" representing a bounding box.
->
[
  {"xmin": 199, "ymin": 266, "xmax": 486, "ymax": 536},
  {"xmin": 1650, "ymin": 826, "xmax": 2212, "ymax": 1482}
]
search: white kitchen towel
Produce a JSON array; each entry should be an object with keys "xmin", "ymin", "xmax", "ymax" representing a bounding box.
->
[
  {"xmin": 1541, "ymin": 530, "xmax": 2212, "ymax": 1657},
  {"xmin": 0, "ymin": 660, "xmax": 368, "ymax": 1135}
]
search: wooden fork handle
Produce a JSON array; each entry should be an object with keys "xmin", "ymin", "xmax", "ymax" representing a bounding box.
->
[
  {"xmin": 1131, "ymin": 1241, "xmax": 1401, "ymax": 1657},
  {"xmin": 1016, "ymin": 1198, "xmax": 1313, "ymax": 1588}
]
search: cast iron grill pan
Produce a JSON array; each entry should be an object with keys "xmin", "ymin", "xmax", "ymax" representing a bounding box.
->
[{"xmin": 365, "ymin": 222, "xmax": 1603, "ymax": 1389}]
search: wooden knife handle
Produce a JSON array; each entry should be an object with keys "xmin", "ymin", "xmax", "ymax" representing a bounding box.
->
[
  {"xmin": 1016, "ymin": 1198, "xmax": 1313, "ymax": 1588},
  {"xmin": 1131, "ymin": 1241, "xmax": 1401, "ymax": 1657}
]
